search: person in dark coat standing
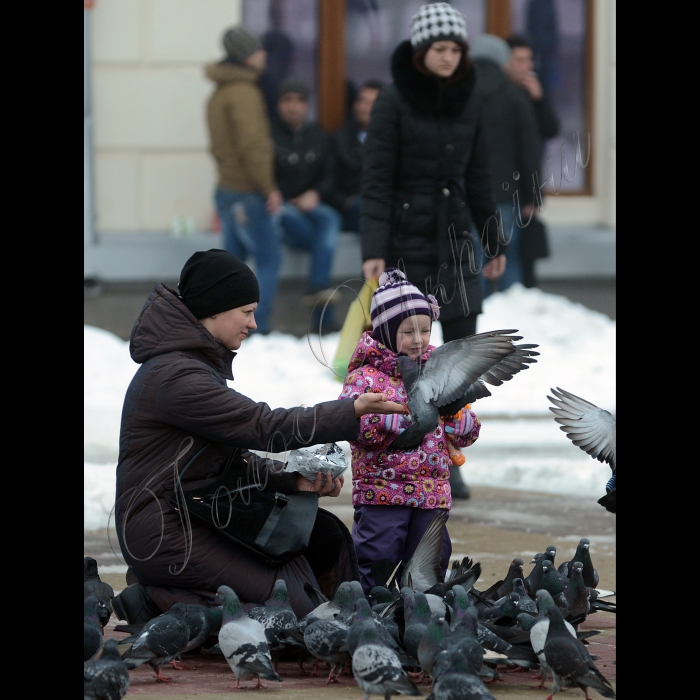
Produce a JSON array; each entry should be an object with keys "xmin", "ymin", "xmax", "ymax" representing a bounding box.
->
[
  {"xmin": 328, "ymin": 78, "xmax": 384, "ymax": 233},
  {"xmin": 359, "ymin": 3, "xmax": 505, "ymax": 499},
  {"xmin": 470, "ymin": 33, "xmax": 541, "ymax": 297},
  {"xmin": 111, "ymin": 249, "xmax": 406, "ymax": 624},
  {"xmin": 505, "ymin": 34, "xmax": 561, "ymax": 288},
  {"xmin": 272, "ymin": 79, "xmax": 342, "ymax": 330}
]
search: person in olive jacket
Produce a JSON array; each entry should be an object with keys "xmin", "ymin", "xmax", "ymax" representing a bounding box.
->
[
  {"xmin": 360, "ymin": 3, "xmax": 506, "ymax": 345},
  {"xmin": 205, "ymin": 26, "xmax": 284, "ymax": 336},
  {"xmin": 272, "ymin": 79, "xmax": 342, "ymax": 328},
  {"xmin": 111, "ymin": 250, "xmax": 406, "ymax": 624}
]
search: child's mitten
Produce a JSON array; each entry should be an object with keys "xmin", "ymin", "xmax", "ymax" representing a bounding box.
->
[
  {"xmin": 443, "ymin": 408, "xmax": 472, "ymax": 435},
  {"xmin": 378, "ymin": 413, "xmax": 411, "ymax": 434}
]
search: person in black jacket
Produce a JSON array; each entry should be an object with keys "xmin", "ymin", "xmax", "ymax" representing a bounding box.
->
[
  {"xmin": 505, "ymin": 34, "xmax": 561, "ymax": 288},
  {"xmin": 328, "ymin": 79, "xmax": 384, "ymax": 233},
  {"xmin": 359, "ymin": 3, "xmax": 506, "ymax": 499},
  {"xmin": 470, "ymin": 34, "xmax": 541, "ymax": 297},
  {"xmin": 272, "ymin": 79, "xmax": 342, "ymax": 328}
]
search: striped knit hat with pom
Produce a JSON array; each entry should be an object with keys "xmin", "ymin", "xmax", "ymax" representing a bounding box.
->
[
  {"xmin": 370, "ymin": 268, "xmax": 440, "ymax": 353},
  {"xmin": 410, "ymin": 3, "xmax": 468, "ymax": 52}
]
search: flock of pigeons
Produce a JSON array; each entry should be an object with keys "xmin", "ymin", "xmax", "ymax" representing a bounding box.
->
[
  {"xmin": 84, "ymin": 327, "xmax": 617, "ymax": 699},
  {"xmin": 84, "ymin": 519, "xmax": 616, "ymax": 700}
]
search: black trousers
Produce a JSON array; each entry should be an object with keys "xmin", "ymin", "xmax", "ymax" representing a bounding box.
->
[{"xmin": 441, "ymin": 314, "xmax": 478, "ymax": 343}]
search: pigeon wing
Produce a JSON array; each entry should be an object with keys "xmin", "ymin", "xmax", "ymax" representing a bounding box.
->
[
  {"xmin": 416, "ymin": 330, "xmax": 534, "ymax": 408},
  {"xmin": 548, "ymin": 387, "xmax": 616, "ymax": 470},
  {"xmin": 400, "ymin": 510, "xmax": 449, "ymax": 591}
]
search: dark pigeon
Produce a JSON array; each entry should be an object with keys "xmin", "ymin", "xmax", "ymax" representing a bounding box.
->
[
  {"xmin": 303, "ymin": 616, "xmax": 351, "ymax": 684},
  {"xmin": 346, "ymin": 597, "xmax": 403, "ymax": 659},
  {"xmin": 542, "ymin": 606, "xmax": 616, "ymax": 698},
  {"xmin": 85, "ymin": 595, "xmax": 105, "ymax": 662},
  {"xmin": 400, "ymin": 510, "xmax": 449, "ymax": 593},
  {"xmin": 512, "ymin": 578, "xmax": 538, "ymax": 614},
  {"xmin": 390, "ymin": 329, "xmax": 539, "ymax": 450},
  {"xmin": 216, "ymin": 585, "xmax": 281, "ymax": 689},
  {"xmin": 84, "ymin": 557, "xmax": 114, "ymax": 630},
  {"xmin": 120, "ymin": 602, "xmax": 190, "ymax": 682},
  {"xmin": 562, "ymin": 562, "xmax": 592, "ymax": 622},
  {"xmin": 84, "ymin": 638, "xmax": 130, "ymax": 700},
  {"xmin": 417, "ymin": 613, "xmax": 453, "ymax": 680},
  {"xmin": 351, "ymin": 622, "xmax": 422, "ymax": 699},
  {"xmin": 547, "ymin": 387, "xmax": 616, "ymax": 514},
  {"xmin": 535, "ymin": 560, "xmax": 569, "ymax": 610},
  {"xmin": 401, "ymin": 589, "xmax": 433, "ymax": 667},
  {"xmin": 558, "ymin": 537, "xmax": 600, "ymax": 588},
  {"xmin": 304, "ymin": 580, "xmax": 357, "ymax": 623}
]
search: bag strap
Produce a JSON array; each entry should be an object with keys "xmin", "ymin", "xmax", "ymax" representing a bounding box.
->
[{"xmin": 254, "ymin": 493, "xmax": 289, "ymax": 548}]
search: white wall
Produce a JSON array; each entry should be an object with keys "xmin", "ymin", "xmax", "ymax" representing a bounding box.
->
[
  {"xmin": 88, "ymin": 0, "xmax": 615, "ymax": 235},
  {"xmin": 90, "ymin": 0, "xmax": 243, "ymax": 234}
]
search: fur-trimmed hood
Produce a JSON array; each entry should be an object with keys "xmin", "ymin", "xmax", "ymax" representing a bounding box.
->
[{"xmin": 390, "ymin": 39, "xmax": 475, "ymax": 117}]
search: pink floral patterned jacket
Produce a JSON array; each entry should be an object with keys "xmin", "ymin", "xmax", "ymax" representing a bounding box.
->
[{"xmin": 339, "ymin": 332, "xmax": 481, "ymax": 510}]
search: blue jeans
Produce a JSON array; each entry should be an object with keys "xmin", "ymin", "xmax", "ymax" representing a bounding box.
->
[
  {"xmin": 342, "ymin": 195, "xmax": 361, "ymax": 233},
  {"xmin": 215, "ymin": 187, "xmax": 281, "ymax": 334},
  {"xmin": 278, "ymin": 202, "xmax": 341, "ymax": 292},
  {"xmin": 480, "ymin": 201, "xmax": 523, "ymax": 298}
]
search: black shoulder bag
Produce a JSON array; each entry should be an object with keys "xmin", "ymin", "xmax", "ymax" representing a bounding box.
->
[{"xmin": 169, "ymin": 444, "xmax": 319, "ymax": 567}]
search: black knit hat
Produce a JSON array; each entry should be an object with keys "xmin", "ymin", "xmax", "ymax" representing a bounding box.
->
[
  {"xmin": 222, "ymin": 26, "xmax": 263, "ymax": 64},
  {"xmin": 178, "ymin": 249, "xmax": 259, "ymax": 320},
  {"xmin": 276, "ymin": 78, "xmax": 311, "ymax": 101}
]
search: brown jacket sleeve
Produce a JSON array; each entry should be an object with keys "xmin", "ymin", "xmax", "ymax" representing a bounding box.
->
[{"xmin": 226, "ymin": 82, "xmax": 277, "ymax": 196}]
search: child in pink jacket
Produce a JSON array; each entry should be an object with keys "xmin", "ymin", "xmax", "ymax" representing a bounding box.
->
[{"xmin": 339, "ymin": 268, "xmax": 481, "ymax": 595}]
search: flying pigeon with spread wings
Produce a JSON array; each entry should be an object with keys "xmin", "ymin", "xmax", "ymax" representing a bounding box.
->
[
  {"xmin": 547, "ymin": 387, "xmax": 616, "ymax": 513},
  {"xmin": 390, "ymin": 329, "xmax": 539, "ymax": 450}
]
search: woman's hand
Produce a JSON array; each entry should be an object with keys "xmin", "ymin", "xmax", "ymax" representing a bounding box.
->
[
  {"xmin": 353, "ymin": 392, "xmax": 408, "ymax": 417},
  {"xmin": 482, "ymin": 254, "xmax": 506, "ymax": 280},
  {"xmin": 295, "ymin": 471, "xmax": 344, "ymax": 497},
  {"xmin": 362, "ymin": 258, "xmax": 386, "ymax": 280}
]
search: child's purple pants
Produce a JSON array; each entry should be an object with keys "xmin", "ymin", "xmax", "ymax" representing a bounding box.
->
[{"xmin": 352, "ymin": 504, "xmax": 452, "ymax": 596}]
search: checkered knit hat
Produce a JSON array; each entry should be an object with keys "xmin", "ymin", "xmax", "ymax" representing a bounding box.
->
[
  {"xmin": 370, "ymin": 268, "xmax": 440, "ymax": 353},
  {"xmin": 410, "ymin": 3, "xmax": 468, "ymax": 52}
]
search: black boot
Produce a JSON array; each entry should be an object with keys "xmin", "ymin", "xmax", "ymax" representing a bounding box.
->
[
  {"xmin": 111, "ymin": 582, "xmax": 162, "ymax": 625},
  {"xmin": 449, "ymin": 467, "xmax": 471, "ymax": 500}
]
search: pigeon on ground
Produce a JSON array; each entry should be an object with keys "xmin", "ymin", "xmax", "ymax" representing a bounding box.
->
[
  {"xmin": 216, "ymin": 585, "xmax": 282, "ymax": 689},
  {"xmin": 84, "ymin": 557, "xmax": 114, "ymax": 630},
  {"xmin": 478, "ymin": 592, "xmax": 522, "ymax": 626},
  {"xmin": 547, "ymin": 387, "xmax": 616, "ymax": 514},
  {"xmin": 427, "ymin": 649, "xmax": 497, "ymax": 700},
  {"xmin": 400, "ymin": 510, "xmax": 449, "ymax": 593},
  {"xmin": 561, "ymin": 562, "xmax": 592, "ymax": 622},
  {"xmin": 303, "ymin": 616, "xmax": 351, "ymax": 683},
  {"xmin": 179, "ymin": 604, "xmax": 223, "ymax": 660},
  {"xmin": 120, "ymin": 602, "xmax": 190, "ymax": 682},
  {"xmin": 529, "ymin": 589, "xmax": 580, "ymax": 688},
  {"xmin": 84, "ymin": 638, "xmax": 130, "ymax": 700},
  {"xmin": 557, "ymin": 537, "xmax": 600, "ymax": 588},
  {"xmin": 351, "ymin": 622, "xmax": 422, "ymax": 700},
  {"xmin": 304, "ymin": 580, "xmax": 357, "ymax": 622},
  {"xmin": 542, "ymin": 606, "xmax": 616, "ymax": 698},
  {"xmin": 247, "ymin": 579, "xmax": 298, "ymax": 651},
  {"xmin": 85, "ymin": 595, "xmax": 105, "ymax": 662},
  {"xmin": 401, "ymin": 589, "xmax": 433, "ymax": 667},
  {"xmin": 389, "ymin": 329, "xmax": 539, "ymax": 450},
  {"xmin": 480, "ymin": 557, "xmax": 525, "ymax": 602},
  {"xmin": 417, "ymin": 613, "xmax": 453, "ymax": 680},
  {"xmin": 346, "ymin": 597, "xmax": 403, "ymax": 658},
  {"xmin": 512, "ymin": 578, "xmax": 538, "ymax": 614},
  {"xmin": 535, "ymin": 560, "xmax": 569, "ymax": 609}
]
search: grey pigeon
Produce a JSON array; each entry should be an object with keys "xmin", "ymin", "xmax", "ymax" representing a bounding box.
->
[
  {"xmin": 304, "ymin": 580, "xmax": 357, "ymax": 622},
  {"xmin": 542, "ymin": 606, "xmax": 616, "ymax": 698},
  {"xmin": 390, "ymin": 329, "xmax": 539, "ymax": 450},
  {"xmin": 216, "ymin": 585, "xmax": 282, "ymax": 689},
  {"xmin": 428, "ymin": 649, "xmax": 496, "ymax": 700},
  {"xmin": 84, "ymin": 638, "xmax": 130, "ymax": 700},
  {"xmin": 303, "ymin": 616, "xmax": 351, "ymax": 683},
  {"xmin": 547, "ymin": 387, "xmax": 616, "ymax": 513},
  {"xmin": 347, "ymin": 597, "xmax": 403, "ymax": 658},
  {"xmin": 401, "ymin": 589, "xmax": 432, "ymax": 666},
  {"xmin": 351, "ymin": 622, "xmax": 422, "ymax": 699},
  {"xmin": 247, "ymin": 579, "xmax": 298, "ymax": 645},
  {"xmin": 85, "ymin": 595, "xmax": 105, "ymax": 662},
  {"xmin": 178, "ymin": 604, "xmax": 223, "ymax": 661},
  {"xmin": 529, "ymin": 590, "xmax": 579, "ymax": 689},
  {"xmin": 84, "ymin": 557, "xmax": 114, "ymax": 630},
  {"xmin": 417, "ymin": 613, "xmax": 453, "ymax": 680},
  {"xmin": 437, "ymin": 605, "xmax": 490, "ymax": 678},
  {"xmin": 120, "ymin": 602, "xmax": 190, "ymax": 682},
  {"xmin": 512, "ymin": 578, "xmax": 538, "ymax": 614}
]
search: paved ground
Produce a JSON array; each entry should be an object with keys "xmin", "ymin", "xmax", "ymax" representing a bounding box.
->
[{"xmin": 86, "ymin": 484, "xmax": 616, "ymax": 699}]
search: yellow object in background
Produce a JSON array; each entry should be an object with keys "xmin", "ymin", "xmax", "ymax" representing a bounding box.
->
[{"xmin": 332, "ymin": 278, "xmax": 379, "ymax": 382}]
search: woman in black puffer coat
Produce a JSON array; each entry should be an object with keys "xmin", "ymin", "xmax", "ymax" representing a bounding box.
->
[{"xmin": 360, "ymin": 3, "xmax": 506, "ymax": 343}]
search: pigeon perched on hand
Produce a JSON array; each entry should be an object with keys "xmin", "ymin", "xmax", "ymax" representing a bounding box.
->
[
  {"xmin": 84, "ymin": 638, "xmax": 130, "ymax": 700},
  {"xmin": 389, "ymin": 329, "xmax": 539, "ymax": 450},
  {"xmin": 547, "ymin": 387, "xmax": 616, "ymax": 513},
  {"xmin": 217, "ymin": 585, "xmax": 282, "ymax": 689},
  {"xmin": 84, "ymin": 557, "xmax": 114, "ymax": 630}
]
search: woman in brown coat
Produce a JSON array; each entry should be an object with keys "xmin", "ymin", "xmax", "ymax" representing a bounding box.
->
[{"xmin": 111, "ymin": 249, "xmax": 405, "ymax": 623}]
